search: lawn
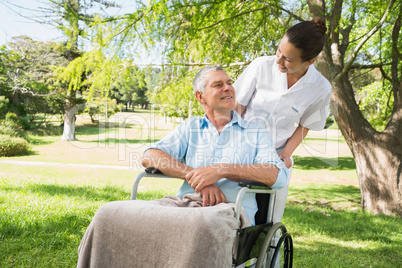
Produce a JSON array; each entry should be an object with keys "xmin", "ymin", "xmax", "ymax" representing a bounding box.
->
[{"xmin": 1, "ymin": 110, "xmax": 401, "ymax": 267}]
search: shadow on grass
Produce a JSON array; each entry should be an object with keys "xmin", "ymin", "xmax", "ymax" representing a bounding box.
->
[
  {"xmin": 293, "ymin": 156, "xmax": 356, "ymax": 170},
  {"xmin": 77, "ymin": 122, "xmax": 137, "ymax": 130},
  {"xmin": 292, "ymin": 239, "xmax": 400, "ymax": 267},
  {"xmin": 304, "ymin": 137, "xmax": 345, "ymax": 143},
  {"xmin": 285, "ymin": 184, "xmax": 400, "ymax": 242},
  {"xmin": 5, "ymin": 183, "xmax": 130, "ymax": 202},
  {"xmin": 284, "ymin": 205, "xmax": 400, "ymax": 243},
  {"xmin": 283, "ymin": 198, "xmax": 401, "ymax": 267},
  {"xmin": 24, "ymin": 150, "xmax": 40, "ymax": 156},
  {"xmin": 29, "ymin": 138, "xmax": 56, "ymax": 146},
  {"xmin": 289, "ymin": 184, "xmax": 361, "ymax": 202},
  {"xmin": 4, "ymin": 182, "xmax": 167, "ymax": 203}
]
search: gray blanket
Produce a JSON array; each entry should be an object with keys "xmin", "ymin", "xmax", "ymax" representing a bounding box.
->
[{"xmin": 77, "ymin": 193, "xmax": 251, "ymax": 268}]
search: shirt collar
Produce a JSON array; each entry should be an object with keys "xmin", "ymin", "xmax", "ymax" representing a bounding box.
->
[
  {"xmin": 201, "ymin": 110, "xmax": 247, "ymax": 129},
  {"xmin": 302, "ymin": 64, "xmax": 318, "ymax": 84}
]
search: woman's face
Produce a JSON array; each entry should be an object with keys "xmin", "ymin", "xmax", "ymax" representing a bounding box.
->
[{"xmin": 275, "ymin": 35, "xmax": 313, "ymax": 77}]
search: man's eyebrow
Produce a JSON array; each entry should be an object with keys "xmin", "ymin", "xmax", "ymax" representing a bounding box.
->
[
  {"xmin": 210, "ymin": 80, "xmax": 223, "ymax": 85},
  {"xmin": 211, "ymin": 78, "xmax": 232, "ymax": 83}
]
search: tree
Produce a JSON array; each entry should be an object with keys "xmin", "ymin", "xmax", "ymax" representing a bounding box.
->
[
  {"xmin": 307, "ymin": 0, "xmax": 401, "ymax": 216},
  {"xmin": 30, "ymin": 0, "xmax": 119, "ymax": 140},
  {"xmin": 0, "ymin": 36, "xmax": 68, "ymax": 123},
  {"xmin": 114, "ymin": 67, "xmax": 150, "ymax": 110},
  {"xmin": 149, "ymin": 66, "xmax": 203, "ymax": 118}
]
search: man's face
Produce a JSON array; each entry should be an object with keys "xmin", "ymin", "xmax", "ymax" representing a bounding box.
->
[{"xmin": 198, "ymin": 70, "xmax": 235, "ymax": 112}]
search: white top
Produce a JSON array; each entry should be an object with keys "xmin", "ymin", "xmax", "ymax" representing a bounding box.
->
[{"xmin": 234, "ymin": 56, "xmax": 332, "ymax": 151}]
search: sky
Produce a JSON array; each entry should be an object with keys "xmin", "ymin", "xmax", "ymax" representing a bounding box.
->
[
  {"xmin": 0, "ymin": 0, "xmax": 162, "ymax": 63},
  {"xmin": 0, "ymin": 0, "xmax": 64, "ymax": 45}
]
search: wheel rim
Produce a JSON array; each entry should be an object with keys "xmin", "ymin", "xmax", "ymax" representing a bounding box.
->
[
  {"xmin": 255, "ymin": 222, "xmax": 288, "ymax": 268},
  {"xmin": 270, "ymin": 233, "xmax": 293, "ymax": 268}
]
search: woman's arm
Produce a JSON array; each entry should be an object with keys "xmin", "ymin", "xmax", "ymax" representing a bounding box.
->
[
  {"xmin": 234, "ymin": 101, "xmax": 247, "ymax": 116},
  {"xmin": 279, "ymin": 125, "xmax": 309, "ymax": 168}
]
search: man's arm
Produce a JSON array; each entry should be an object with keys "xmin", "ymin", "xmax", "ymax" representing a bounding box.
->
[
  {"xmin": 186, "ymin": 163, "xmax": 282, "ymax": 193},
  {"xmin": 141, "ymin": 148, "xmax": 192, "ymax": 179},
  {"xmin": 141, "ymin": 148, "xmax": 226, "ymax": 206}
]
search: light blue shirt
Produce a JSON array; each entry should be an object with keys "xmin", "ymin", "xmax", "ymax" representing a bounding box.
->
[{"xmin": 146, "ymin": 111, "xmax": 288, "ymax": 225}]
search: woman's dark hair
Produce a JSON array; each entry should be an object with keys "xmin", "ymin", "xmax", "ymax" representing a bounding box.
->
[{"xmin": 285, "ymin": 17, "xmax": 327, "ymax": 62}]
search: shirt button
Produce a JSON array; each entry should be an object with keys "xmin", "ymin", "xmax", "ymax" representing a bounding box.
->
[{"xmin": 294, "ymin": 123, "xmax": 299, "ymax": 128}]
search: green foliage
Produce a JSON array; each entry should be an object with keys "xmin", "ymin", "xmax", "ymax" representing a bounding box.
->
[
  {"xmin": 0, "ymin": 134, "xmax": 31, "ymax": 156},
  {"xmin": 0, "ymin": 119, "xmax": 26, "ymax": 138},
  {"xmin": 149, "ymin": 0, "xmax": 285, "ymax": 66},
  {"xmin": 113, "ymin": 67, "xmax": 150, "ymax": 109},
  {"xmin": 56, "ymin": 49, "xmax": 126, "ymax": 100},
  {"xmin": 85, "ymin": 97, "xmax": 121, "ymax": 122},
  {"xmin": 5, "ymin": 112, "xmax": 18, "ymax": 122},
  {"xmin": 0, "ymin": 96, "xmax": 9, "ymax": 118},
  {"xmin": 358, "ymin": 81, "xmax": 394, "ymax": 131},
  {"xmin": 0, "ymin": 36, "xmax": 69, "ymax": 120},
  {"xmin": 149, "ymin": 67, "xmax": 203, "ymax": 118}
]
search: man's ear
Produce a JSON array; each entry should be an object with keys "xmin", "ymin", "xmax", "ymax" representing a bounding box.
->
[{"xmin": 195, "ymin": 91, "xmax": 205, "ymax": 103}]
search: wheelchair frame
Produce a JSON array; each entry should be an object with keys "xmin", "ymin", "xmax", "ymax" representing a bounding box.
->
[{"xmin": 131, "ymin": 168, "xmax": 293, "ymax": 268}]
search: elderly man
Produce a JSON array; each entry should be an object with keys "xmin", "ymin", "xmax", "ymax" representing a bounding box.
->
[{"xmin": 77, "ymin": 66, "xmax": 288, "ymax": 268}]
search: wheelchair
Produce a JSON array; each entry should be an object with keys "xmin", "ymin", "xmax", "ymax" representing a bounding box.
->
[{"xmin": 131, "ymin": 167, "xmax": 293, "ymax": 268}]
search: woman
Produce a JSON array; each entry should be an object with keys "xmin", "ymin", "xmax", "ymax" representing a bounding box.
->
[{"xmin": 234, "ymin": 17, "xmax": 332, "ymax": 223}]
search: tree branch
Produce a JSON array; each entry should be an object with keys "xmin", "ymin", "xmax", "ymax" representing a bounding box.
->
[
  {"xmin": 196, "ymin": 6, "xmax": 270, "ymax": 31},
  {"xmin": 127, "ymin": 61, "xmax": 251, "ymax": 68},
  {"xmin": 335, "ymin": 0, "xmax": 396, "ymax": 81},
  {"xmin": 351, "ymin": 62, "xmax": 392, "ymax": 69},
  {"xmin": 379, "ymin": 66, "xmax": 392, "ymax": 82},
  {"xmin": 277, "ymin": 6, "xmax": 305, "ymax": 24}
]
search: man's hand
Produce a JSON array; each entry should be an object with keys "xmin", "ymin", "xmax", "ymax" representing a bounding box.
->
[
  {"xmin": 200, "ymin": 185, "xmax": 226, "ymax": 207},
  {"xmin": 186, "ymin": 165, "xmax": 221, "ymax": 192}
]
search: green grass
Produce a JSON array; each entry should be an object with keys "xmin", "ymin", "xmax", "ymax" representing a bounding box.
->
[
  {"xmin": 1, "ymin": 171, "xmax": 400, "ymax": 267},
  {"xmin": 293, "ymin": 156, "xmax": 356, "ymax": 170},
  {"xmin": 0, "ymin": 172, "xmax": 176, "ymax": 267},
  {"xmin": 284, "ymin": 184, "xmax": 401, "ymax": 267}
]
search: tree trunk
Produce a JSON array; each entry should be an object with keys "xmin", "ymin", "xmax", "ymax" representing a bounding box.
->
[
  {"xmin": 308, "ymin": 0, "xmax": 402, "ymax": 216},
  {"xmin": 61, "ymin": 98, "xmax": 77, "ymax": 141},
  {"xmin": 327, "ymin": 71, "xmax": 401, "ymax": 217},
  {"xmin": 352, "ymin": 133, "xmax": 402, "ymax": 215}
]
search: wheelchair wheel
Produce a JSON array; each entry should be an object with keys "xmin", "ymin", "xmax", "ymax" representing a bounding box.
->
[{"xmin": 255, "ymin": 222, "xmax": 293, "ymax": 268}]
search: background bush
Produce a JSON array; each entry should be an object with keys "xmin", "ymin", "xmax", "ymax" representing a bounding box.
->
[
  {"xmin": 0, "ymin": 134, "xmax": 31, "ymax": 156},
  {"xmin": 0, "ymin": 119, "xmax": 26, "ymax": 138}
]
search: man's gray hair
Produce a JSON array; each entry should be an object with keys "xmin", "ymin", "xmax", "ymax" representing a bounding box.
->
[{"xmin": 192, "ymin": 65, "xmax": 224, "ymax": 93}]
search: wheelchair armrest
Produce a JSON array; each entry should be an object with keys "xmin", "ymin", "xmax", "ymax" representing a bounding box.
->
[
  {"xmin": 131, "ymin": 168, "xmax": 174, "ymax": 200},
  {"xmin": 145, "ymin": 167, "xmax": 165, "ymax": 175},
  {"xmin": 238, "ymin": 180, "xmax": 272, "ymax": 189}
]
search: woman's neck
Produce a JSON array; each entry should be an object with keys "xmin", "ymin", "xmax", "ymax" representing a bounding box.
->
[{"xmin": 287, "ymin": 67, "xmax": 309, "ymax": 89}]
